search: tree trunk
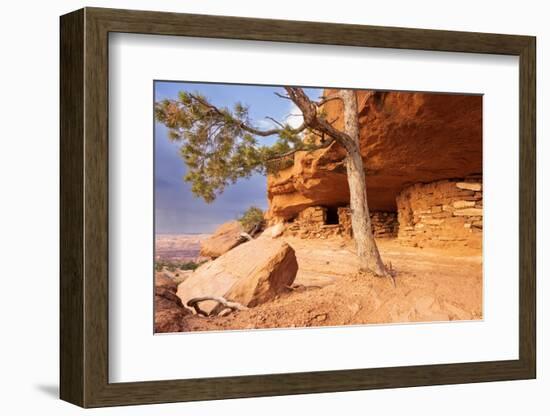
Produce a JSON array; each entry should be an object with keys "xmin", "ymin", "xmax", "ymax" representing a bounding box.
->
[{"xmin": 340, "ymin": 90, "xmax": 387, "ymax": 276}]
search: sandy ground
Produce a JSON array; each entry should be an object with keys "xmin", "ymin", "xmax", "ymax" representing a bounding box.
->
[{"xmin": 181, "ymin": 236, "xmax": 482, "ymax": 332}]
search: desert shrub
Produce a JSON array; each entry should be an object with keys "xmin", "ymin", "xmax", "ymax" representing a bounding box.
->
[
  {"xmin": 238, "ymin": 206, "xmax": 265, "ymax": 232},
  {"xmin": 179, "ymin": 261, "xmax": 205, "ymax": 271},
  {"xmin": 155, "ymin": 260, "xmax": 206, "ymax": 272}
]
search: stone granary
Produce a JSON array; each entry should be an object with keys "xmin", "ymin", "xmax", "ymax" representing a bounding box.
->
[{"xmin": 266, "ymin": 90, "xmax": 483, "ymax": 249}]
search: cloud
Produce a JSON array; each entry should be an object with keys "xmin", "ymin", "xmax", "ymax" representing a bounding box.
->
[
  {"xmin": 252, "ymin": 101, "xmax": 304, "ymax": 133},
  {"xmin": 285, "ymin": 102, "xmax": 304, "ymax": 129},
  {"xmin": 254, "ymin": 118, "xmax": 276, "ymax": 130}
]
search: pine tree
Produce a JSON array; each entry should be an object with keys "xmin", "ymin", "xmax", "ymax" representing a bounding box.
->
[{"xmin": 155, "ymin": 87, "xmax": 390, "ymax": 278}]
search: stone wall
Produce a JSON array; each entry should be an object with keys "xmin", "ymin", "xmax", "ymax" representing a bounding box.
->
[
  {"xmin": 396, "ymin": 178, "xmax": 482, "ymax": 248},
  {"xmin": 371, "ymin": 212, "xmax": 399, "ymax": 238},
  {"xmin": 286, "ymin": 207, "xmax": 341, "ymax": 239},
  {"xmin": 337, "ymin": 207, "xmax": 352, "ymax": 237},
  {"xmin": 337, "ymin": 207, "xmax": 397, "ymax": 238},
  {"xmin": 285, "ymin": 206, "xmax": 397, "ymax": 239},
  {"xmin": 298, "ymin": 206, "xmax": 326, "ymax": 224}
]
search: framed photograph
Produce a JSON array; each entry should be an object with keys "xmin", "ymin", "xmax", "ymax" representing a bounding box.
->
[{"xmin": 60, "ymin": 7, "xmax": 536, "ymax": 408}]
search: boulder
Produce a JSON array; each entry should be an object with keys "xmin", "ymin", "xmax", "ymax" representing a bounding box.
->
[
  {"xmin": 177, "ymin": 238, "xmax": 298, "ymax": 315},
  {"xmin": 200, "ymin": 221, "xmax": 245, "ymax": 258},
  {"xmin": 154, "ymin": 272, "xmax": 191, "ymax": 333},
  {"xmin": 262, "ymin": 222, "xmax": 286, "ymax": 239},
  {"xmin": 267, "ymin": 90, "xmax": 482, "ymax": 220}
]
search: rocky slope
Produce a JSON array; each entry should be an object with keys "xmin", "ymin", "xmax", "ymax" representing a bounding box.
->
[
  {"xmin": 267, "ymin": 90, "xmax": 482, "ymax": 220},
  {"xmin": 181, "ymin": 236, "xmax": 482, "ymax": 331},
  {"xmin": 155, "ymin": 273, "xmax": 191, "ymax": 333}
]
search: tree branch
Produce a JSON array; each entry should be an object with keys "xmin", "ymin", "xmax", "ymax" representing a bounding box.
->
[
  {"xmin": 185, "ymin": 94, "xmax": 307, "ymax": 137},
  {"xmin": 266, "ymin": 136, "xmax": 336, "ymax": 162},
  {"xmin": 187, "ymin": 296, "xmax": 248, "ymax": 317},
  {"xmin": 265, "ymin": 116, "xmax": 286, "ymax": 129},
  {"xmin": 274, "ymin": 92, "xmax": 292, "ymax": 100},
  {"xmin": 315, "ymin": 95, "xmax": 342, "ymax": 107},
  {"xmin": 162, "ymin": 88, "xmax": 352, "ymax": 170},
  {"xmin": 284, "ymin": 87, "xmax": 355, "ymax": 151}
]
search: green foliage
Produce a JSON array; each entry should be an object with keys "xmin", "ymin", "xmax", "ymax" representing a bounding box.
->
[
  {"xmin": 265, "ymin": 155, "xmax": 295, "ymax": 175},
  {"xmin": 238, "ymin": 206, "xmax": 265, "ymax": 232},
  {"xmin": 155, "ymin": 260, "xmax": 207, "ymax": 272},
  {"xmin": 154, "ymin": 91, "xmax": 314, "ymax": 202}
]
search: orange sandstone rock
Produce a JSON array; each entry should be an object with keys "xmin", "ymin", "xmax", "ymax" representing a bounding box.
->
[
  {"xmin": 199, "ymin": 221, "xmax": 244, "ymax": 259},
  {"xmin": 178, "ymin": 237, "xmax": 298, "ymax": 315},
  {"xmin": 267, "ymin": 91, "xmax": 482, "ymax": 220}
]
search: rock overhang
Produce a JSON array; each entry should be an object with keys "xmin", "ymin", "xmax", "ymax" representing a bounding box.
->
[{"xmin": 267, "ymin": 90, "xmax": 482, "ymax": 220}]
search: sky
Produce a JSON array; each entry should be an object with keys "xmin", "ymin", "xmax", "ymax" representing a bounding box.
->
[{"xmin": 154, "ymin": 81, "xmax": 322, "ymax": 234}]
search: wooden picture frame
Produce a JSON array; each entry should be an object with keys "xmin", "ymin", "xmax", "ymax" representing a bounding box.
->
[{"xmin": 60, "ymin": 7, "xmax": 536, "ymax": 408}]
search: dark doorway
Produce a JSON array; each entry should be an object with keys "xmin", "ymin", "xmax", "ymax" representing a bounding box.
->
[{"xmin": 325, "ymin": 206, "xmax": 339, "ymax": 225}]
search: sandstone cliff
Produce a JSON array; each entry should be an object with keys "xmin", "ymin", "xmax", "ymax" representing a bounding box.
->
[{"xmin": 267, "ymin": 90, "xmax": 482, "ymax": 220}]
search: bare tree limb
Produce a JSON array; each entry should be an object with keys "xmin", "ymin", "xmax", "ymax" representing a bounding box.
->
[
  {"xmin": 284, "ymin": 87, "xmax": 356, "ymax": 152},
  {"xmin": 265, "ymin": 116, "xmax": 286, "ymax": 129},
  {"xmin": 187, "ymin": 296, "xmax": 248, "ymax": 317},
  {"xmin": 274, "ymin": 91, "xmax": 292, "ymax": 100},
  {"xmin": 265, "ymin": 136, "xmax": 336, "ymax": 162},
  {"xmin": 315, "ymin": 95, "xmax": 342, "ymax": 107},
  {"xmin": 249, "ymin": 221, "xmax": 263, "ymax": 236},
  {"xmin": 386, "ymin": 261, "xmax": 397, "ymax": 288}
]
